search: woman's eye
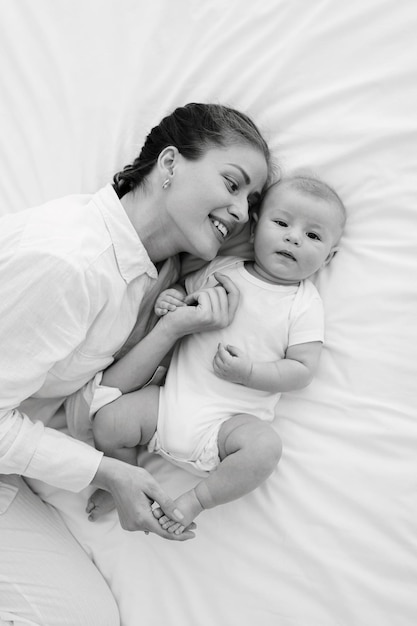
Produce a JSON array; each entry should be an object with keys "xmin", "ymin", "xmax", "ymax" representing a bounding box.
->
[
  {"xmin": 225, "ymin": 177, "xmax": 239, "ymax": 193},
  {"xmin": 307, "ymin": 232, "xmax": 321, "ymax": 240}
]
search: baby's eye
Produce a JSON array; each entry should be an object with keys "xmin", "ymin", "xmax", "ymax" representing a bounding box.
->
[
  {"xmin": 275, "ymin": 220, "xmax": 288, "ymax": 227},
  {"xmin": 307, "ymin": 232, "xmax": 321, "ymax": 241},
  {"xmin": 225, "ymin": 177, "xmax": 239, "ymax": 193}
]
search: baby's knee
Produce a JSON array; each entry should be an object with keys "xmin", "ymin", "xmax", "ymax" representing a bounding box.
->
[{"xmin": 252, "ymin": 423, "xmax": 282, "ymax": 475}]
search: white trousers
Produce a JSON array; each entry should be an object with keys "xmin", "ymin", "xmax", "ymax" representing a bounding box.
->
[{"xmin": 0, "ymin": 475, "xmax": 119, "ymax": 626}]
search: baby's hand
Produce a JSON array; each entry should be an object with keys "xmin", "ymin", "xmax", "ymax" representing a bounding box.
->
[
  {"xmin": 155, "ymin": 288, "xmax": 187, "ymax": 316},
  {"xmin": 213, "ymin": 343, "xmax": 252, "ymax": 385}
]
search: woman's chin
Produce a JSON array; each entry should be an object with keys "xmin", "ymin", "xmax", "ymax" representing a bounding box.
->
[{"xmin": 198, "ymin": 242, "xmax": 221, "ymax": 262}]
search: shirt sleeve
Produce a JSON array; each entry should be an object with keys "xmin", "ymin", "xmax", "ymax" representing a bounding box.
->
[
  {"xmin": 0, "ymin": 245, "xmax": 103, "ymax": 491},
  {"xmin": 0, "ymin": 408, "xmax": 103, "ymax": 491},
  {"xmin": 184, "ymin": 260, "xmax": 216, "ymax": 294},
  {"xmin": 288, "ymin": 283, "xmax": 325, "ymax": 347},
  {"xmin": 184, "ymin": 256, "xmax": 242, "ymax": 294}
]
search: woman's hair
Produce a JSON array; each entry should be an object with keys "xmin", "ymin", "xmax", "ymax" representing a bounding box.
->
[{"xmin": 113, "ymin": 103, "xmax": 271, "ymax": 198}]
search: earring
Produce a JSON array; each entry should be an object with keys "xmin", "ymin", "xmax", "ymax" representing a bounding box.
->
[{"xmin": 162, "ymin": 178, "xmax": 171, "ymax": 190}]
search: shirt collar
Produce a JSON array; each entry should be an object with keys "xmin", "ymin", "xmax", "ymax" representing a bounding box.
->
[{"xmin": 93, "ymin": 184, "xmax": 158, "ymax": 283}]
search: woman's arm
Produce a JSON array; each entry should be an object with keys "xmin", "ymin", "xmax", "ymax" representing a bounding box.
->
[
  {"xmin": 102, "ymin": 272, "xmax": 240, "ymax": 393},
  {"xmin": 213, "ymin": 341, "xmax": 323, "ymax": 393},
  {"xmin": 0, "ymin": 243, "xmax": 100, "ymax": 489}
]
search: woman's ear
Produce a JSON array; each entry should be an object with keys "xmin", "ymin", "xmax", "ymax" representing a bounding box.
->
[{"xmin": 158, "ymin": 146, "xmax": 179, "ymax": 178}]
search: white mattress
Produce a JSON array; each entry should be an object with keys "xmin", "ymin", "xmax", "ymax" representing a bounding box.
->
[{"xmin": 1, "ymin": 1, "xmax": 416, "ymax": 625}]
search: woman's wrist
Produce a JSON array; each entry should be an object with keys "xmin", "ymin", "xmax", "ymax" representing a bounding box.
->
[
  {"xmin": 92, "ymin": 456, "xmax": 120, "ymax": 491},
  {"xmin": 156, "ymin": 309, "xmax": 188, "ymax": 341}
]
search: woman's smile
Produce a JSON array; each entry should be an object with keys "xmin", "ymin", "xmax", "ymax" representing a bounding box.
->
[{"xmin": 210, "ymin": 216, "xmax": 229, "ymax": 240}]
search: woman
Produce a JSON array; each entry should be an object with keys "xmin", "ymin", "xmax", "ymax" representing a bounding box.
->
[{"xmin": 0, "ymin": 103, "xmax": 270, "ymax": 625}]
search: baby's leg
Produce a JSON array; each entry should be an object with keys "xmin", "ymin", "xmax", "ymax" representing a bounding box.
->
[
  {"xmin": 156, "ymin": 414, "xmax": 282, "ymax": 533},
  {"xmin": 87, "ymin": 385, "xmax": 159, "ymax": 520},
  {"xmin": 93, "ymin": 385, "xmax": 159, "ymax": 461}
]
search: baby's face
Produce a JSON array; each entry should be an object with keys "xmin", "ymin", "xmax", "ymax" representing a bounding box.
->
[{"xmin": 251, "ymin": 185, "xmax": 343, "ymax": 285}]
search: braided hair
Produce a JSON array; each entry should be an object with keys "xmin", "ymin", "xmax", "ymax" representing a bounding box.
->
[{"xmin": 113, "ymin": 103, "xmax": 271, "ymax": 198}]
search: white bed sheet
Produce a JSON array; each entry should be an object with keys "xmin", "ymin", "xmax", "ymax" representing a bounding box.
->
[{"xmin": 1, "ymin": 1, "xmax": 417, "ymax": 625}]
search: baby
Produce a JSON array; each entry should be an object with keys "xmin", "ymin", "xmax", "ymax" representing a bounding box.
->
[{"xmin": 88, "ymin": 174, "xmax": 346, "ymax": 534}]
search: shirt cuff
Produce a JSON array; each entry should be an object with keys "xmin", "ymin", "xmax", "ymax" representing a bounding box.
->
[
  {"xmin": 0, "ymin": 411, "xmax": 103, "ymax": 492},
  {"xmin": 25, "ymin": 426, "xmax": 104, "ymax": 492}
]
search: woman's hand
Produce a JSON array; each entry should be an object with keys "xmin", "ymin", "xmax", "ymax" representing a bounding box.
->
[
  {"xmin": 93, "ymin": 456, "xmax": 195, "ymax": 540},
  {"xmin": 159, "ymin": 272, "xmax": 240, "ymax": 338}
]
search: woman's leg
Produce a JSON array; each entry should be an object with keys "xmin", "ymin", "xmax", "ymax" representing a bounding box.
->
[
  {"xmin": 0, "ymin": 475, "xmax": 119, "ymax": 626},
  {"xmin": 157, "ymin": 414, "xmax": 282, "ymax": 532}
]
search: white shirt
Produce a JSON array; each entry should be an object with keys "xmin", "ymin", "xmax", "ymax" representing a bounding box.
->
[{"xmin": 0, "ymin": 185, "xmax": 159, "ymax": 491}]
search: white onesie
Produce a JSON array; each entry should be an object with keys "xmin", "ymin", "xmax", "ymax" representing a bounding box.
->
[{"xmin": 148, "ymin": 257, "xmax": 324, "ymax": 475}]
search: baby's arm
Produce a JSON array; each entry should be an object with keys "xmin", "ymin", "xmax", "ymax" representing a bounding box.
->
[
  {"xmin": 154, "ymin": 277, "xmax": 220, "ymax": 317},
  {"xmin": 213, "ymin": 341, "xmax": 322, "ymax": 392}
]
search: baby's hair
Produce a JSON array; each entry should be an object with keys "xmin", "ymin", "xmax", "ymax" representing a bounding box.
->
[
  {"xmin": 113, "ymin": 103, "xmax": 272, "ymax": 198},
  {"xmin": 264, "ymin": 172, "xmax": 346, "ymax": 228}
]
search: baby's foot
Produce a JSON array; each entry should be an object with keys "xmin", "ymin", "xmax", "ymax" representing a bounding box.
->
[
  {"xmin": 86, "ymin": 488, "xmax": 115, "ymax": 521},
  {"xmin": 152, "ymin": 489, "xmax": 203, "ymax": 535}
]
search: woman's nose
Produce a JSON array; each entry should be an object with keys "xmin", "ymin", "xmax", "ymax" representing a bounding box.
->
[{"xmin": 228, "ymin": 196, "xmax": 250, "ymax": 223}]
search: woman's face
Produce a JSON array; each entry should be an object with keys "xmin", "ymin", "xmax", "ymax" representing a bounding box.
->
[{"xmin": 166, "ymin": 143, "xmax": 268, "ymax": 261}]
